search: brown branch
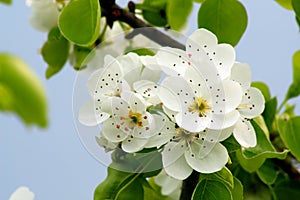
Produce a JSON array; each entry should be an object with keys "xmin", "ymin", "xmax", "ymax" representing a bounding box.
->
[{"xmin": 99, "ymin": 0, "xmax": 185, "ymax": 50}]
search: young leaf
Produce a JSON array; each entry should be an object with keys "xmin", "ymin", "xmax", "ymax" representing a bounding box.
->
[
  {"xmin": 41, "ymin": 27, "xmax": 70, "ymax": 79},
  {"xmin": 58, "ymin": 0, "xmax": 100, "ymax": 46},
  {"xmin": 251, "ymin": 81, "xmax": 271, "ymax": 102},
  {"xmin": 0, "ymin": 54, "xmax": 48, "ymax": 127},
  {"xmin": 70, "ymin": 45, "xmax": 94, "ymax": 70},
  {"xmin": 0, "ymin": 83, "xmax": 14, "ymax": 111},
  {"xmin": 292, "ymin": 0, "xmax": 300, "ymax": 18},
  {"xmin": 197, "ymin": 0, "xmax": 247, "ymax": 46},
  {"xmin": 192, "ymin": 179, "xmax": 232, "ymax": 200},
  {"xmin": 256, "ymin": 160, "xmax": 278, "ymax": 185},
  {"xmin": 166, "ymin": 0, "xmax": 193, "ymax": 30},
  {"xmin": 141, "ymin": 0, "xmax": 168, "ymax": 27},
  {"xmin": 285, "ymin": 50, "xmax": 300, "ymax": 100},
  {"xmin": 0, "ymin": 0, "xmax": 11, "ymax": 5},
  {"xmin": 278, "ymin": 116, "xmax": 300, "ymax": 161},
  {"xmin": 262, "ymin": 97, "xmax": 277, "ymax": 132},
  {"xmin": 236, "ymin": 121, "xmax": 288, "ymax": 172}
]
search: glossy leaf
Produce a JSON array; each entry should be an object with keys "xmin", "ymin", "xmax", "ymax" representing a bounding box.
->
[
  {"xmin": 285, "ymin": 50, "xmax": 300, "ymax": 100},
  {"xmin": 197, "ymin": 0, "xmax": 248, "ymax": 46},
  {"xmin": 278, "ymin": 116, "xmax": 300, "ymax": 161},
  {"xmin": 222, "ymin": 135, "xmax": 241, "ymax": 153},
  {"xmin": 262, "ymin": 97, "xmax": 277, "ymax": 131},
  {"xmin": 192, "ymin": 179, "xmax": 232, "ymax": 200},
  {"xmin": 0, "ymin": 54, "xmax": 48, "ymax": 127},
  {"xmin": 41, "ymin": 27, "xmax": 70, "ymax": 79},
  {"xmin": 275, "ymin": 0, "xmax": 293, "ymax": 10},
  {"xmin": 292, "ymin": 0, "xmax": 300, "ymax": 17},
  {"xmin": 141, "ymin": 0, "xmax": 168, "ymax": 27},
  {"xmin": 236, "ymin": 121, "xmax": 288, "ymax": 172},
  {"xmin": 232, "ymin": 177, "xmax": 243, "ymax": 200},
  {"xmin": 166, "ymin": 0, "xmax": 193, "ymax": 30},
  {"xmin": 94, "ymin": 167, "xmax": 141, "ymax": 200},
  {"xmin": 256, "ymin": 160, "xmax": 278, "ymax": 185},
  {"xmin": 0, "ymin": 83, "xmax": 13, "ymax": 110},
  {"xmin": 70, "ymin": 45, "xmax": 94, "ymax": 70},
  {"xmin": 202, "ymin": 167, "xmax": 234, "ymax": 188},
  {"xmin": 58, "ymin": 0, "xmax": 100, "ymax": 46},
  {"xmin": 0, "ymin": 0, "xmax": 11, "ymax": 5},
  {"xmin": 251, "ymin": 81, "xmax": 271, "ymax": 102}
]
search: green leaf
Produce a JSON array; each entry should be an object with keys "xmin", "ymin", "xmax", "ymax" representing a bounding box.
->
[
  {"xmin": 0, "ymin": 0, "xmax": 11, "ymax": 5},
  {"xmin": 0, "ymin": 83, "xmax": 14, "ymax": 110},
  {"xmin": 262, "ymin": 97, "xmax": 277, "ymax": 132},
  {"xmin": 125, "ymin": 48, "xmax": 155, "ymax": 56},
  {"xmin": 141, "ymin": 0, "xmax": 168, "ymax": 27},
  {"xmin": 275, "ymin": 0, "xmax": 293, "ymax": 10},
  {"xmin": 256, "ymin": 160, "xmax": 278, "ymax": 185},
  {"xmin": 232, "ymin": 177, "xmax": 243, "ymax": 200},
  {"xmin": 274, "ymin": 180, "xmax": 300, "ymax": 200},
  {"xmin": 292, "ymin": 0, "xmax": 300, "ymax": 17},
  {"xmin": 70, "ymin": 45, "xmax": 94, "ymax": 70},
  {"xmin": 285, "ymin": 50, "xmax": 300, "ymax": 100},
  {"xmin": 166, "ymin": 0, "xmax": 193, "ymax": 30},
  {"xmin": 58, "ymin": 0, "xmax": 100, "ymax": 46},
  {"xmin": 0, "ymin": 54, "xmax": 48, "ymax": 127},
  {"xmin": 236, "ymin": 121, "xmax": 288, "ymax": 172},
  {"xmin": 194, "ymin": 0, "xmax": 206, "ymax": 3},
  {"xmin": 41, "ymin": 27, "xmax": 70, "ymax": 79},
  {"xmin": 222, "ymin": 135, "xmax": 241, "ymax": 153},
  {"xmin": 278, "ymin": 116, "xmax": 300, "ymax": 161},
  {"xmin": 251, "ymin": 81, "xmax": 271, "ymax": 102},
  {"xmin": 192, "ymin": 179, "xmax": 232, "ymax": 200},
  {"xmin": 202, "ymin": 167, "xmax": 234, "ymax": 188},
  {"xmin": 197, "ymin": 0, "xmax": 247, "ymax": 46}
]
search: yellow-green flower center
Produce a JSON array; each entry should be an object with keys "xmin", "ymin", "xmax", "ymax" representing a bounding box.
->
[{"xmin": 188, "ymin": 97, "xmax": 211, "ymax": 117}]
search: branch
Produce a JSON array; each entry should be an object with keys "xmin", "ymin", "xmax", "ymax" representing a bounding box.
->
[
  {"xmin": 99, "ymin": 0, "xmax": 185, "ymax": 50},
  {"xmin": 180, "ymin": 171, "xmax": 199, "ymax": 200}
]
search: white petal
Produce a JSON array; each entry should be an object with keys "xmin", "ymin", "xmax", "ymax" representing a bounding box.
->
[
  {"xmin": 133, "ymin": 80, "xmax": 159, "ymax": 99},
  {"xmin": 156, "ymin": 47, "xmax": 190, "ymax": 77},
  {"xmin": 175, "ymin": 112, "xmax": 209, "ymax": 133},
  {"xmin": 184, "ymin": 66, "xmax": 209, "ymax": 97},
  {"xmin": 121, "ymin": 92, "xmax": 147, "ymax": 113},
  {"xmin": 87, "ymin": 68, "xmax": 104, "ymax": 96},
  {"xmin": 164, "ymin": 154, "xmax": 193, "ymax": 180},
  {"xmin": 233, "ymin": 118, "xmax": 257, "ymax": 148},
  {"xmin": 209, "ymin": 110, "xmax": 240, "ymax": 130},
  {"xmin": 102, "ymin": 118, "xmax": 128, "ymax": 143},
  {"xmin": 162, "ymin": 141, "xmax": 187, "ymax": 168},
  {"xmin": 185, "ymin": 142, "xmax": 228, "ymax": 173},
  {"xmin": 212, "ymin": 80, "xmax": 243, "ymax": 113},
  {"xmin": 117, "ymin": 52, "xmax": 142, "ymax": 74},
  {"xmin": 9, "ymin": 187, "xmax": 35, "ymax": 200},
  {"xmin": 29, "ymin": 5, "xmax": 59, "ymax": 32},
  {"xmin": 239, "ymin": 87, "xmax": 265, "ymax": 118},
  {"xmin": 162, "ymin": 105, "xmax": 178, "ymax": 121},
  {"xmin": 95, "ymin": 135, "xmax": 117, "ymax": 152},
  {"xmin": 141, "ymin": 67, "xmax": 162, "ymax": 83},
  {"xmin": 187, "ymin": 28, "xmax": 235, "ymax": 80},
  {"xmin": 121, "ymin": 135, "xmax": 148, "ymax": 153},
  {"xmin": 78, "ymin": 100, "xmax": 110, "ymax": 126},
  {"xmin": 145, "ymin": 117, "xmax": 176, "ymax": 148},
  {"xmin": 140, "ymin": 55, "xmax": 162, "ymax": 71},
  {"xmin": 230, "ymin": 62, "xmax": 251, "ymax": 90},
  {"xmin": 158, "ymin": 76, "xmax": 195, "ymax": 112},
  {"xmin": 154, "ymin": 170, "xmax": 182, "ymax": 195}
]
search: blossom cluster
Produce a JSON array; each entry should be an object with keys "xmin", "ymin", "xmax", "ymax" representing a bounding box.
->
[{"xmin": 79, "ymin": 29, "xmax": 265, "ymax": 180}]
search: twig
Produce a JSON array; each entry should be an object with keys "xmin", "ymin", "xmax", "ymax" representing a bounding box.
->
[{"xmin": 99, "ymin": 0, "xmax": 185, "ymax": 50}]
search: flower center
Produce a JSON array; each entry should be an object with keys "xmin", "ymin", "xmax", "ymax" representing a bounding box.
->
[
  {"xmin": 188, "ymin": 97, "xmax": 211, "ymax": 117},
  {"xmin": 172, "ymin": 128, "xmax": 199, "ymax": 145},
  {"xmin": 128, "ymin": 110, "xmax": 143, "ymax": 127}
]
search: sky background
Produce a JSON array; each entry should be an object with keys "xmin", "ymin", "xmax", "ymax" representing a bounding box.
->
[{"xmin": 1, "ymin": 0, "xmax": 300, "ymax": 199}]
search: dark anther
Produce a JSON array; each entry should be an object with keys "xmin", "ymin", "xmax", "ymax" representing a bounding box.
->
[{"xmin": 128, "ymin": 1, "xmax": 135, "ymax": 13}]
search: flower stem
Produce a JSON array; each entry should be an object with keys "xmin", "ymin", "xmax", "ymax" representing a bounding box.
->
[{"xmin": 180, "ymin": 170, "xmax": 199, "ymax": 200}]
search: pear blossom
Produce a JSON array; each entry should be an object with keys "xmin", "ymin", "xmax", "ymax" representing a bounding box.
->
[
  {"xmin": 230, "ymin": 63, "xmax": 265, "ymax": 147},
  {"xmin": 9, "ymin": 186, "xmax": 34, "ymax": 200}
]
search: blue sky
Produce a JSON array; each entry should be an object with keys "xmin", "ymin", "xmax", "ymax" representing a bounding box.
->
[{"xmin": 0, "ymin": 0, "xmax": 299, "ymax": 199}]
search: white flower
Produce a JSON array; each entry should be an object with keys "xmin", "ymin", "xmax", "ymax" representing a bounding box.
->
[
  {"xmin": 9, "ymin": 186, "xmax": 34, "ymax": 200},
  {"xmin": 158, "ymin": 75, "xmax": 242, "ymax": 133},
  {"xmin": 154, "ymin": 170, "xmax": 182, "ymax": 199},
  {"xmin": 162, "ymin": 128, "xmax": 229, "ymax": 180},
  {"xmin": 230, "ymin": 62, "xmax": 265, "ymax": 147},
  {"xmin": 26, "ymin": 0, "xmax": 60, "ymax": 32},
  {"xmin": 101, "ymin": 92, "xmax": 156, "ymax": 153},
  {"xmin": 95, "ymin": 135, "xmax": 117, "ymax": 152}
]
